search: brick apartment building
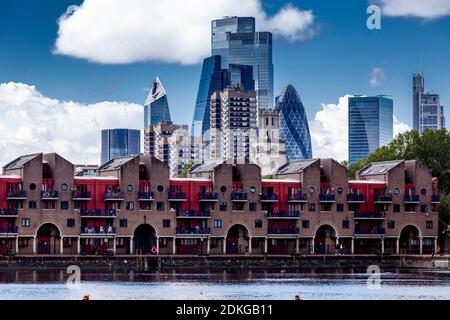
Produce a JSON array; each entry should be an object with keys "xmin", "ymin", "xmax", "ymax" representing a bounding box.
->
[{"xmin": 0, "ymin": 153, "xmax": 439, "ymax": 256}]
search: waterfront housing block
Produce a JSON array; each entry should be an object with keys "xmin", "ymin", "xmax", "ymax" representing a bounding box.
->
[{"xmin": 0, "ymin": 153, "xmax": 439, "ymax": 256}]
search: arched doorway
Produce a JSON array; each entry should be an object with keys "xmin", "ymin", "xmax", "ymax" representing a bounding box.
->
[
  {"xmin": 226, "ymin": 225, "xmax": 249, "ymax": 254},
  {"xmin": 400, "ymin": 225, "xmax": 420, "ymax": 254},
  {"xmin": 36, "ymin": 223, "xmax": 61, "ymax": 255},
  {"xmin": 134, "ymin": 224, "xmax": 157, "ymax": 255},
  {"xmin": 315, "ymin": 225, "xmax": 337, "ymax": 254}
]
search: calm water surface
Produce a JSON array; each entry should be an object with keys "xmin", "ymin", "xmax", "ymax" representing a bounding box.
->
[{"xmin": 0, "ymin": 268, "xmax": 449, "ymax": 300}]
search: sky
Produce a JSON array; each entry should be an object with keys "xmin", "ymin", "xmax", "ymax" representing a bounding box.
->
[{"xmin": 0, "ymin": 0, "xmax": 449, "ymax": 165}]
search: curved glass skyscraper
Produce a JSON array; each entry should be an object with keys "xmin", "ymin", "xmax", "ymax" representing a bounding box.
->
[
  {"xmin": 144, "ymin": 77, "xmax": 171, "ymax": 128},
  {"xmin": 101, "ymin": 129, "xmax": 141, "ymax": 164},
  {"xmin": 276, "ymin": 85, "xmax": 313, "ymax": 161}
]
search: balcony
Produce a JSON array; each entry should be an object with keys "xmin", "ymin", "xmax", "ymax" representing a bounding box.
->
[
  {"xmin": 6, "ymin": 190, "xmax": 26, "ymax": 199},
  {"xmin": 404, "ymin": 195, "xmax": 420, "ymax": 203},
  {"xmin": 168, "ymin": 191, "xmax": 187, "ymax": 201},
  {"xmin": 0, "ymin": 208, "xmax": 18, "ymax": 217},
  {"xmin": 354, "ymin": 210, "xmax": 385, "ymax": 219},
  {"xmin": 104, "ymin": 190, "xmax": 124, "ymax": 201},
  {"xmin": 267, "ymin": 227, "xmax": 300, "ymax": 235},
  {"xmin": 354, "ymin": 226, "xmax": 385, "ymax": 236},
  {"xmin": 138, "ymin": 192, "xmax": 155, "ymax": 201},
  {"xmin": 176, "ymin": 227, "xmax": 211, "ymax": 235},
  {"xmin": 347, "ymin": 194, "xmax": 365, "ymax": 203},
  {"xmin": 176, "ymin": 210, "xmax": 211, "ymax": 218},
  {"xmin": 0, "ymin": 226, "xmax": 18, "ymax": 234},
  {"xmin": 374, "ymin": 194, "xmax": 392, "ymax": 203},
  {"xmin": 319, "ymin": 194, "xmax": 336, "ymax": 202},
  {"xmin": 432, "ymin": 195, "xmax": 440, "ymax": 203},
  {"xmin": 198, "ymin": 192, "xmax": 219, "ymax": 202},
  {"xmin": 267, "ymin": 210, "xmax": 300, "ymax": 219},
  {"xmin": 41, "ymin": 190, "xmax": 58, "ymax": 200},
  {"xmin": 231, "ymin": 192, "xmax": 248, "ymax": 202},
  {"xmin": 80, "ymin": 226, "xmax": 116, "ymax": 235},
  {"xmin": 72, "ymin": 191, "xmax": 92, "ymax": 200},
  {"xmin": 80, "ymin": 209, "xmax": 116, "ymax": 218},
  {"xmin": 288, "ymin": 193, "xmax": 307, "ymax": 203},
  {"xmin": 260, "ymin": 193, "xmax": 278, "ymax": 202}
]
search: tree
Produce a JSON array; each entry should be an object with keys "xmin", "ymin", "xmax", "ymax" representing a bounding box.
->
[{"xmin": 179, "ymin": 161, "xmax": 196, "ymax": 178}]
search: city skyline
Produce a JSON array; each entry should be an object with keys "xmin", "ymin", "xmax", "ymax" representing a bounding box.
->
[{"xmin": 0, "ymin": 0, "xmax": 449, "ymax": 166}]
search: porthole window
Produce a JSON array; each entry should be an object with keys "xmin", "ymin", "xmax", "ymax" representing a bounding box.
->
[
  {"xmin": 126, "ymin": 184, "xmax": 134, "ymax": 192},
  {"xmin": 157, "ymin": 185, "xmax": 164, "ymax": 193},
  {"xmin": 220, "ymin": 186, "xmax": 227, "ymax": 193},
  {"xmin": 60, "ymin": 183, "xmax": 68, "ymax": 192},
  {"xmin": 393, "ymin": 188, "xmax": 400, "ymax": 195},
  {"xmin": 421, "ymin": 188, "xmax": 427, "ymax": 195},
  {"xmin": 29, "ymin": 183, "xmax": 36, "ymax": 191},
  {"xmin": 249, "ymin": 186, "xmax": 257, "ymax": 193},
  {"xmin": 308, "ymin": 186, "xmax": 316, "ymax": 195},
  {"xmin": 336, "ymin": 187, "xmax": 344, "ymax": 194}
]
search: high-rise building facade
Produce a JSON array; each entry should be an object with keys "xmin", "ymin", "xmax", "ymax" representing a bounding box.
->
[
  {"xmin": 348, "ymin": 96, "xmax": 393, "ymax": 165},
  {"xmin": 101, "ymin": 129, "xmax": 140, "ymax": 164},
  {"xmin": 413, "ymin": 74, "xmax": 445, "ymax": 133},
  {"xmin": 144, "ymin": 77, "xmax": 171, "ymax": 128},
  {"xmin": 211, "ymin": 16, "xmax": 273, "ymax": 110},
  {"xmin": 276, "ymin": 84, "xmax": 313, "ymax": 161},
  {"xmin": 210, "ymin": 87, "xmax": 257, "ymax": 161}
]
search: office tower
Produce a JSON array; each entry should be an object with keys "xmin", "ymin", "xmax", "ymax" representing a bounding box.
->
[
  {"xmin": 192, "ymin": 56, "xmax": 255, "ymax": 136},
  {"xmin": 253, "ymin": 108, "xmax": 287, "ymax": 175},
  {"xmin": 144, "ymin": 77, "xmax": 171, "ymax": 128},
  {"xmin": 101, "ymin": 129, "xmax": 141, "ymax": 164},
  {"xmin": 413, "ymin": 74, "xmax": 445, "ymax": 133},
  {"xmin": 211, "ymin": 16, "xmax": 273, "ymax": 109},
  {"xmin": 210, "ymin": 87, "xmax": 257, "ymax": 161},
  {"xmin": 144, "ymin": 121, "xmax": 203, "ymax": 177},
  {"xmin": 276, "ymin": 84, "xmax": 313, "ymax": 161},
  {"xmin": 348, "ymin": 96, "xmax": 393, "ymax": 165}
]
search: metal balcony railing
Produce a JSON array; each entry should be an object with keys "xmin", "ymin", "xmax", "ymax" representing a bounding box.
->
[
  {"xmin": 347, "ymin": 194, "xmax": 365, "ymax": 202},
  {"xmin": 168, "ymin": 191, "xmax": 187, "ymax": 200},
  {"xmin": 80, "ymin": 209, "xmax": 116, "ymax": 217},
  {"xmin": 0, "ymin": 208, "xmax": 18, "ymax": 216},
  {"xmin": 374, "ymin": 194, "xmax": 392, "ymax": 202},
  {"xmin": 260, "ymin": 193, "xmax": 278, "ymax": 201},
  {"xmin": 7, "ymin": 190, "xmax": 26, "ymax": 198},
  {"xmin": 138, "ymin": 192, "xmax": 155, "ymax": 200},
  {"xmin": 354, "ymin": 227, "xmax": 385, "ymax": 235},
  {"xmin": 0, "ymin": 226, "xmax": 18, "ymax": 233},
  {"xmin": 41, "ymin": 190, "xmax": 58, "ymax": 199},
  {"xmin": 176, "ymin": 227, "xmax": 211, "ymax": 234},
  {"xmin": 80, "ymin": 226, "xmax": 116, "ymax": 234},
  {"xmin": 72, "ymin": 191, "xmax": 92, "ymax": 199},
  {"xmin": 104, "ymin": 190, "xmax": 124, "ymax": 200},
  {"xmin": 354, "ymin": 210, "xmax": 385, "ymax": 219},
  {"xmin": 288, "ymin": 193, "xmax": 307, "ymax": 202},
  {"xmin": 432, "ymin": 195, "xmax": 440, "ymax": 203},
  {"xmin": 231, "ymin": 192, "xmax": 248, "ymax": 201},
  {"xmin": 176, "ymin": 210, "xmax": 211, "ymax": 218},
  {"xmin": 267, "ymin": 210, "xmax": 300, "ymax": 218},
  {"xmin": 404, "ymin": 195, "xmax": 420, "ymax": 202},
  {"xmin": 267, "ymin": 227, "xmax": 300, "ymax": 235},
  {"xmin": 319, "ymin": 194, "xmax": 336, "ymax": 202},
  {"xmin": 198, "ymin": 192, "xmax": 219, "ymax": 201}
]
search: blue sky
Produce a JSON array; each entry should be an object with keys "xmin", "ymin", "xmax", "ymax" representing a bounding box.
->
[{"xmin": 0, "ymin": 0, "xmax": 449, "ymax": 164}]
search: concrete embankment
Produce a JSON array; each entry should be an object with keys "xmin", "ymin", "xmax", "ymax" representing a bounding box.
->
[{"xmin": 1, "ymin": 254, "xmax": 450, "ymax": 270}]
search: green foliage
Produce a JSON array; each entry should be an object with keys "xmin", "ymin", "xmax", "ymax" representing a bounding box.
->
[
  {"xmin": 262, "ymin": 174, "xmax": 273, "ymax": 179},
  {"xmin": 179, "ymin": 161, "xmax": 196, "ymax": 178},
  {"xmin": 439, "ymin": 193, "xmax": 450, "ymax": 237}
]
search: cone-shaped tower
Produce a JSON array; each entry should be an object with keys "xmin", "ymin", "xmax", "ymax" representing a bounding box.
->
[{"xmin": 144, "ymin": 77, "xmax": 171, "ymax": 128}]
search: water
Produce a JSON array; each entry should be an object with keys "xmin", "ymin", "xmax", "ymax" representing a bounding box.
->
[{"xmin": 0, "ymin": 268, "xmax": 450, "ymax": 300}]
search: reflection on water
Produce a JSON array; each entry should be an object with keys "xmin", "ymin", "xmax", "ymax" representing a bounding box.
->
[{"xmin": 0, "ymin": 267, "xmax": 449, "ymax": 300}]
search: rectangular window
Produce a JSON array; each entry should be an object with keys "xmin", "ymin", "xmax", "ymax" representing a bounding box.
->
[
  {"xmin": 67, "ymin": 218, "xmax": 75, "ymax": 228},
  {"xmin": 249, "ymin": 202, "xmax": 257, "ymax": 211},
  {"xmin": 302, "ymin": 220, "xmax": 310, "ymax": 229},
  {"xmin": 139, "ymin": 202, "xmax": 152, "ymax": 211},
  {"xmin": 393, "ymin": 204, "xmax": 401, "ymax": 213},
  {"xmin": 255, "ymin": 219, "xmax": 263, "ymax": 228},
  {"xmin": 60, "ymin": 201, "xmax": 69, "ymax": 210},
  {"xmin": 388, "ymin": 220, "xmax": 395, "ymax": 229},
  {"xmin": 157, "ymin": 202, "xmax": 165, "ymax": 211},
  {"xmin": 421, "ymin": 205, "xmax": 427, "ymax": 213},
  {"xmin": 342, "ymin": 220, "xmax": 350, "ymax": 229},
  {"xmin": 426, "ymin": 221, "xmax": 433, "ymax": 229},
  {"xmin": 28, "ymin": 200, "xmax": 37, "ymax": 209},
  {"xmin": 126, "ymin": 201, "xmax": 134, "ymax": 211},
  {"xmin": 337, "ymin": 203, "xmax": 344, "ymax": 212},
  {"xmin": 22, "ymin": 218, "xmax": 30, "ymax": 227},
  {"xmin": 308, "ymin": 203, "xmax": 315, "ymax": 212},
  {"xmin": 232, "ymin": 202, "xmax": 244, "ymax": 211},
  {"xmin": 163, "ymin": 219, "xmax": 170, "ymax": 228},
  {"xmin": 120, "ymin": 219, "xmax": 128, "ymax": 228},
  {"xmin": 432, "ymin": 204, "xmax": 437, "ymax": 213},
  {"xmin": 214, "ymin": 219, "xmax": 222, "ymax": 228},
  {"xmin": 18, "ymin": 238, "xmax": 28, "ymax": 247},
  {"xmin": 219, "ymin": 202, "xmax": 227, "ymax": 211},
  {"xmin": 41, "ymin": 201, "xmax": 55, "ymax": 210}
]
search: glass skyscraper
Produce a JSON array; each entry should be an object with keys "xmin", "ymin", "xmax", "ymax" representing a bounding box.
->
[
  {"xmin": 101, "ymin": 129, "xmax": 141, "ymax": 164},
  {"xmin": 144, "ymin": 77, "xmax": 171, "ymax": 129},
  {"xmin": 276, "ymin": 85, "xmax": 312, "ymax": 161},
  {"xmin": 211, "ymin": 16, "xmax": 273, "ymax": 110},
  {"xmin": 348, "ymin": 96, "xmax": 393, "ymax": 165}
]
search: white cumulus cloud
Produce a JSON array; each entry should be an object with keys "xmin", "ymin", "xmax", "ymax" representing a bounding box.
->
[
  {"xmin": 309, "ymin": 95, "xmax": 410, "ymax": 162},
  {"xmin": 373, "ymin": 0, "xmax": 450, "ymax": 19},
  {"xmin": 53, "ymin": 0, "xmax": 317, "ymax": 65},
  {"xmin": 0, "ymin": 82, "xmax": 142, "ymax": 167},
  {"xmin": 369, "ymin": 67, "xmax": 385, "ymax": 87}
]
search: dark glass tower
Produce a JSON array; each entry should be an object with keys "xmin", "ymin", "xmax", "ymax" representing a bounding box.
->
[
  {"xmin": 276, "ymin": 85, "xmax": 313, "ymax": 161},
  {"xmin": 101, "ymin": 129, "xmax": 141, "ymax": 164},
  {"xmin": 144, "ymin": 77, "xmax": 171, "ymax": 128}
]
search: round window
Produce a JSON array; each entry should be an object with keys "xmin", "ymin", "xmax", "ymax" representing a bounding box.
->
[
  {"xmin": 421, "ymin": 188, "xmax": 427, "ymax": 195},
  {"xmin": 249, "ymin": 186, "xmax": 257, "ymax": 193},
  {"xmin": 308, "ymin": 186, "xmax": 316, "ymax": 195},
  {"xmin": 336, "ymin": 187, "xmax": 344, "ymax": 194},
  {"xmin": 393, "ymin": 188, "xmax": 400, "ymax": 195},
  {"xmin": 60, "ymin": 183, "xmax": 68, "ymax": 192},
  {"xmin": 220, "ymin": 186, "xmax": 227, "ymax": 193},
  {"xmin": 157, "ymin": 185, "xmax": 164, "ymax": 193},
  {"xmin": 29, "ymin": 183, "xmax": 36, "ymax": 190},
  {"xmin": 126, "ymin": 184, "xmax": 134, "ymax": 192}
]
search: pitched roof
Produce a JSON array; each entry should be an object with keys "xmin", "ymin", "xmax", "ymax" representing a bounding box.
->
[
  {"xmin": 145, "ymin": 76, "xmax": 167, "ymax": 106},
  {"xmin": 189, "ymin": 161, "xmax": 223, "ymax": 174},
  {"xmin": 98, "ymin": 156, "xmax": 137, "ymax": 172},
  {"xmin": 357, "ymin": 160, "xmax": 404, "ymax": 176},
  {"xmin": 3, "ymin": 153, "xmax": 41, "ymax": 171},
  {"xmin": 275, "ymin": 159, "xmax": 318, "ymax": 175}
]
